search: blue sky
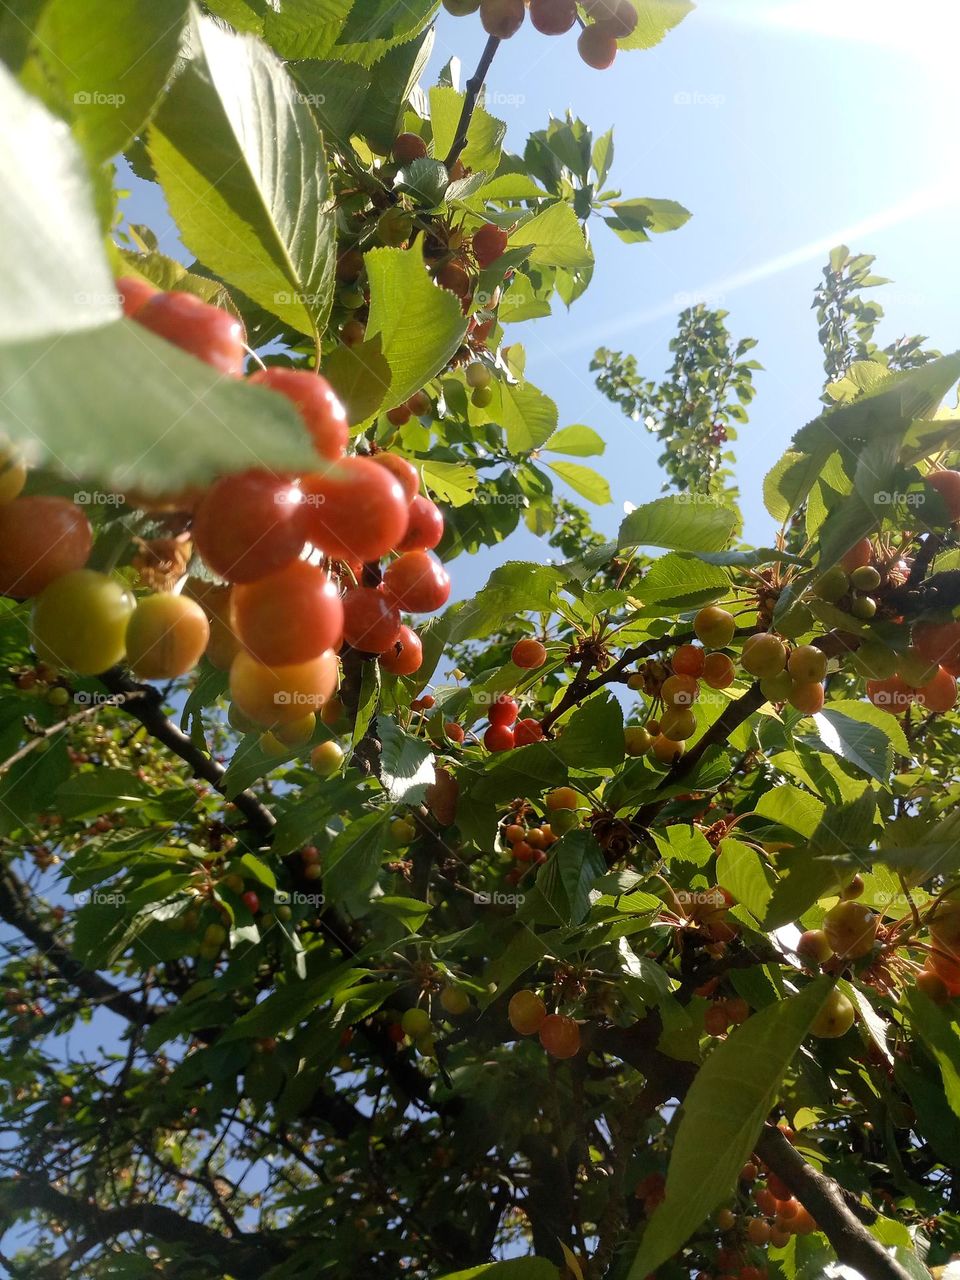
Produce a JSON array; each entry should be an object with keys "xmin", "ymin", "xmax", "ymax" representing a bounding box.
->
[{"xmin": 121, "ymin": 0, "xmax": 960, "ymax": 598}]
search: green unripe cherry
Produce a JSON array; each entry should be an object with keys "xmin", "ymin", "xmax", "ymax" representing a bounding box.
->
[
  {"xmin": 851, "ymin": 595, "xmax": 877, "ymax": 620},
  {"xmin": 850, "ymin": 642, "xmax": 898, "ymax": 680},
  {"xmin": 471, "ymin": 386, "xmax": 494, "ymax": 408},
  {"xmin": 813, "ymin": 566, "xmax": 849, "ymax": 603},
  {"xmin": 759, "ymin": 670, "xmax": 795, "ymax": 702},
  {"xmin": 850, "ymin": 565, "xmax": 881, "ymax": 591},
  {"xmin": 401, "ymin": 1007, "xmax": 431, "ymax": 1037}
]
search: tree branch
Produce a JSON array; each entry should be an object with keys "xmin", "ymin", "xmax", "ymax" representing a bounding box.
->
[
  {"xmin": 754, "ymin": 1126, "xmax": 914, "ymax": 1280},
  {"xmin": 0, "ymin": 1177, "xmax": 284, "ymax": 1279},
  {"xmin": 0, "ymin": 866, "xmax": 156, "ymax": 1026},
  {"xmin": 98, "ymin": 667, "xmax": 275, "ymax": 840},
  {"xmin": 444, "ymin": 35, "xmax": 500, "ymax": 169}
]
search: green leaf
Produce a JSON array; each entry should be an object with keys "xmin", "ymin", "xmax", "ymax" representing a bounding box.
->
[
  {"xmin": 323, "ymin": 336, "xmax": 391, "ymax": 425},
  {"xmin": 618, "ymin": 496, "xmax": 738, "ymax": 553},
  {"xmin": 763, "ymin": 450, "xmax": 824, "ymax": 524},
  {"xmin": 534, "ymin": 829, "xmax": 607, "ymax": 926},
  {"xmin": 902, "ymin": 990, "xmax": 960, "ymax": 1120},
  {"xmin": 421, "ymin": 459, "xmax": 478, "ymax": 506},
  {"xmin": 450, "ymin": 563, "xmax": 564, "ymax": 642},
  {"xmin": 603, "ymin": 197, "xmax": 691, "ymax": 244},
  {"xmin": 323, "ymin": 811, "xmax": 389, "ymax": 908},
  {"xmin": 498, "ymin": 380, "xmax": 559, "ymax": 453},
  {"xmin": 509, "ymin": 202, "xmax": 593, "ymax": 273},
  {"xmin": 626, "ymin": 979, "xmax": 832, "ymax": 1280},
  {"xmin": 25, "ymin": 0, "xmax": 190, "ymax": 164},
  {"xmin": 717, "ymin": 838, "xmax": 774, "ymax": 921},
  {"xmin": 261, "ymin": 0, "xmax": 354, "ymax": 60},
  {"xmin": 557, "ymin": 692, "xmax": 624, "ymax": 769},
  {"xmin": 222, "ymin": 965, "xmax": 367, "ymax": 1042},
  {"xmin": 289, "ymin": 60, "xmax": 371, "ymax": 145},
  {"xmin": 435, "ymin": 1260, "xmax": 559, "ymax": 1280},
  {"xmin": 149, "ymin": 14, "xmax": 335, "ymax": 338},
  {"xmin": 55, "ymin": 769, "xmax": 152, "ymax": 819},
  {"xmin": 376, "ymin": 716, "xmax": 435, "ymax": 803},
  {"xmin": 429, "ymin": 85, "xmax": 505, "ymax": 173},
  {"xmin": 619, "ymin": 0, "xmax": 695, "ymax": 51},
  {"xmin": 546, "ymin": 461, "xmax": 611, "ymax": 504},
  {"xmin": 812, "ymin": 704, "xmax": 899, "ymax": 783},
  {"xmin": 544, "ymin": 424, "xmax": 606, "ymax": 457},
  {"xmin": 365, "ymin": 244, "xmax": 468, "ymax": 405},
  {"xmin": 631, "ymin": 553, "xmax": 729, "ymax": 610}
]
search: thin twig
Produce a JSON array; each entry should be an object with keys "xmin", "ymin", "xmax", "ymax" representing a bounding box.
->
[{"xmin": 444, "ymin": 35, "xmax": 501, "ymax": 170}]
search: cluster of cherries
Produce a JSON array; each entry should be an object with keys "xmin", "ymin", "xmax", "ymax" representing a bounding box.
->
[
  {"xmin": 443, "ymin": 0, "xmax": 639, "ymax": 70},
  {"xmin": 0, "ymin": 282, "xmax": 453, "ymax": 756},
  {"xmin": 507, "ymin": 987, "xmax": 581, "ymax": 1058}
]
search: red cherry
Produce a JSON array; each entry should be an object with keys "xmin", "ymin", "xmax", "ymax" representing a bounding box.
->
[
  {"xmin": 116, "ymin": 275, "xmax": 158, "ymax": 317},
  {"xmin": 372, "ymin": 453, "xmax": 420, "ymax": 503},
  {"xmin": 512, "ymin": 638, "xmax": 546, "ymax": 669},
  {"xmin": 443, "ymin": 722, "xmax": 465, "ymax": 744},
  {"xmin": 397, "ymin": 496, "xmax": 444, "ymax": 551},
  {"xmin": 866, "ymin": 675, "xmax": 914, "ymax": 714},
  {"xmin": 192, "ymin": 470, "xmax": 305, "ymax": 583},
  {"xmin": 529, "ymin": 0, "xmax": 577, "ymax": 33},
  {"xmin": 926, "ymin": 470, "xmax": 960, "ymax": 523},
  {"xmin": 300, "ymin": 458, "xmax": 409, "ymax": 562},
  {"xmin": 248, "ymin": 368, "xmax": 348, "ymax": 461},
  {"xmin": 488, "ymin": 694, "xmax": 518, "ymax": 726},
  {"xmin": 392, "ymin": 132, "xmax": 428, "ymax": 164},
  {"xmin": 539, "ymin": 1013, "xmax": 580, "ymax": 1058},
  {"xmin": 484, "ymin": 723, "xmax": 515, "ymax": 752},
  {"xmin": 0, "ymin": 497, "xmax": 92, "ymax": 598},
  {"xmin": 473, "ymin": 222, "xmax": 509, "ymax": 268},
  {"xmin": 437, "ymin": 260, "xmax": 472, "ymax": 298},
  {"xmin": 382, "ymin": 551, "xmax": 451, "ymax": 613},
  {"xmin": 241, "ymin": 890, "xmax": 260, "ymax": 913},
  {"xmin": 513, "ymin": 717, "xmax": 543, "ymax": 746},
  {"xmin": 341, "ymin": 587, "xmax": 402, "ymax": 653},
  {"xmin": 231, "ymin": 561, "xmax": 343, "ymax": 665},
  {"xmin": 380, "ymin": 625, "xmax": 423, "ymax": 676},
  {"xmin": 577, "ymin": 22, "xmax": 618, "ymax": 68},
  {"xmin": 915, "ymin": 666, "xmax": 958, "ymax": 713},
  {"xmin": 134, "ymin": 291, "xmax": 245, "ymax": 376},
  {"xmin": 480, "ymin": 0, "xmax": 525, "ymax": 38},
  {"xmin": 914, "ymin": 621, "xmax": 960, "ymax": 667}
]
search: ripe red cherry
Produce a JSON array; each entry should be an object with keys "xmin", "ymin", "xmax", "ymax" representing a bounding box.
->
[
  {"xmin": 512, "ymin": 638, "xmax": 546, "ymax": 669},
  {"xmin": 248, "ymin": 368, "xmax": 348, "ymax": 461},
  {"xmin": 673, "ymin": 644, "xmax": 706, "ymax": 677},
  {"xmin": 437, "ymin": 260, "xmax": 472, "ymax": 298},
  {"xmin": 382, "ymin": 551, "xmax": 451, "ymax": 613},
  {"xmin": 539, "ymin": 1013, "xmax": 580, "ymax": 1058},
  {"xmin": 116, "ymin": 275, "xmax": 158, "ymax": 317},
  {"xmin": 915, "ymin": 666, "xmax": 958, "ymax": 713},
  {"xmin": 231, "ymin": 561, "xmax": 343, "ymax": 664},
  {"xmin": 0, "ymin": 497, "xmax": 93, "ymax": 599},
  {"xmin": 372, "ymin": 453, "xmax": 420, "ymax": 503},
  {"xmin": 392, "ymin": 132, "xmax": 428, "ymax": 164},
  {"xmin": 866, "ymin": 675, "xmax": 913, "ymax": 713},
  {"xmin": 840, "ymin": 537, "xmax": 873, "ymax": 572},
  {"xmin": 229, "ymin": 649, "xmax": 338, "ymax": 726},
  {"xmin": 192, "ymin": 470, "xmax": 305, "ymax": 583},
  {"xmin": 300, "ymin": 458, "xmax": 409, "ymax": 562},
  {"xmin": 473, "ymin": 222, "xmax": 509, "ymax": 268},
  {"xmin": 134, "ymin": 291, "xmax": 245, "ymax": 376},
  {"xmin": 380, "ymin": 625, "xmax": 423, "ymax": 676},
  {"xmin": 342, "ymin": 587, "xmax": 402, "ymax": 653},
  {"xmin": 443, "ymin": 722, "xmax": 465, "ymax": 744},
  {"xmin": 489, "ymin": 694, "xmax": 518, "ymax": 726},
  {"xmin": 926, "ymin": 470, "xmax": 960, "ymax": 523},
  {"xmin": 513, "ymin": 717, "xmax": 543, "ymax": 746},
  {"xmin": 529, "ymin": 0, "xmax": 576, "ymax": 34},
  {"xmin": 397, "ymin": 496, "xmax": 444, "ymax": 551},
  {"xmin": 480, "ymin": 0, "xmax": 525, "ymax": 37},
  {"xmin": 241, "ymin": 890, "xmax": 260, "ymax": 914},
  {"xmin": 597, "ymin": 0, "xmax": 637, "ymax": 35},
  {"xmin": 914, "ymin": 621, "xmax": 960, "ymax": 667},
  {"xmin": 484, "ymin": 723, "xmax": 515, "ymax": 752},
  {"xmin": 386, "ymin": 404, "xmax": 412, "ymax": 427},
  {"xmin": 577, "ymin": 22, "xmax": 618, "ymax": 67}
]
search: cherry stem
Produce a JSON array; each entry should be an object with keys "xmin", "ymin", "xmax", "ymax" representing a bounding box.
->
[{"xmin": 444, "ymin": 35, "xmax": 500, "ymax": 170}]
